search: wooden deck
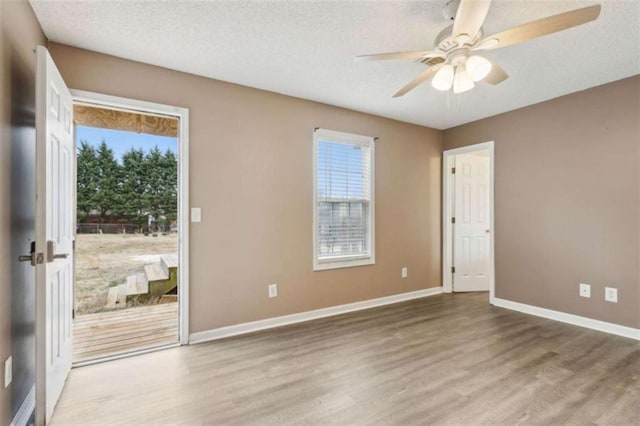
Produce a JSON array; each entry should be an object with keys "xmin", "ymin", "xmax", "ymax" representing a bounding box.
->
[{"xmin": 73, "ymin": 302, "xmax": 179, "ymax": 363}]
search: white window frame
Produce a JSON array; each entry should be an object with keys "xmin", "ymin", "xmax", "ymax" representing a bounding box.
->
[{"xmin": 313, "ymin": 128, "xmax": 375, "ymax": 271}]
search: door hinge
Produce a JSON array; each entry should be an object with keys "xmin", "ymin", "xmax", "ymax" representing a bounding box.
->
[
  {"xmin": 72, "ymin": 309, "xmax": 75, "ymax": 320},
  {"xmin": 72, "ymin": 240, "xmax": 76, "ymax": 250},
  {"xmin": 451, "ymin": 266, "xmax": 455, "ymax": 274},
  {"xmin": 451, "ymin": 217, "xmax": 456, "ymax": 224},
  {"xmin": 451, "ymin": 167, "xmax": 456, "ymax": 174}
]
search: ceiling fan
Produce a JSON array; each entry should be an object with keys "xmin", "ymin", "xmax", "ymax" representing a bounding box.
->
[{"xmin": 356, "ymin": 0, "xmax": 601, "ymax": 97}]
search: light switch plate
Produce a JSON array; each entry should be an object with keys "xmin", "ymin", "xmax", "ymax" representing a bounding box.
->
[
  {"xmin": 268, "ymin": 284, "xmax": 278, "ymax": 298},
  {"xmin": 4, "ymin": 356, "xmax": 11, "ymax": 388},
  {"xmin": 191, "ymin": 207, "xmax": 202, "ymax": 223}
]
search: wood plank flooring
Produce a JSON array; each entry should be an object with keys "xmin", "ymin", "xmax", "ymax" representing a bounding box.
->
[
  {"xmin": 73, "ymin": 302, "xmax": 179, "ymax": 363},
  {"xmin": 54, "ymin": 293, "xmax": 639, "ymax": 425}
]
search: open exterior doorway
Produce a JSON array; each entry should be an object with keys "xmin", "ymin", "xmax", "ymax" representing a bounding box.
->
[
  {"xmin": 443, "ymin": 141, "xmax": 495, "ymax": 301},
  {"xmin": 71, "ymin": 92, "xmax": 189, "ymax": 365}
]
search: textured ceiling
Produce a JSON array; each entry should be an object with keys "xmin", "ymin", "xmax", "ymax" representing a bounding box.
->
[{"xmin": 30, "ymin": 0, "xmax": 640, "ymax": 130}]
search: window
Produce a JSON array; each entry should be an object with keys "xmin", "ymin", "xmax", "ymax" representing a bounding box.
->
[{"xmin": 313, "ymin": 128, "xmax": 374, "ymax": 270}]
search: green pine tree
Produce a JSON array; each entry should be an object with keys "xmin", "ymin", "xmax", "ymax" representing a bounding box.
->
[
  {"xmin": 94, "ymin": 141, "xmax": 122, "ymax": 221},
  {"xmin": 161, "ymin": 149, "xmax": 178, "ymax": 224},
  {"xmin": 121, "ymin": 148, "xmax": 148, "ymax": 231},
  {"xmin": 144, "ymin": 146, "xmax": 164, "ymax": 231},
  {"xmin": 76, "ymin": 141, "xmax": 98, "ymax": 220}
]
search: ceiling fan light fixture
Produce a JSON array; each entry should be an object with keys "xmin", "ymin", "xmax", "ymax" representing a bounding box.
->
[
  {"xmin": 453, "ymin": 64, "xmax": 474, "ymax": 94},
  {"xmin": 466, "ymin": 55, "xmax": 492, "ymax": 81},
  {"xmin": 432, "ymin": 64, "xmax": 455, "ymax": 91},
  {"xmin": 358, "ymin": 3, "xmax": 602, "ymax": 98}
]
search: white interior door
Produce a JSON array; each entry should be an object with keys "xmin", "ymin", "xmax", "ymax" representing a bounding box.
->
[
  {"xmin": 453, "ymin": 153, "xmax": 490, "ymax": 292},
  {"xmin": 35, "ymin": 46, "xmax": 74, "ymax": 425}
]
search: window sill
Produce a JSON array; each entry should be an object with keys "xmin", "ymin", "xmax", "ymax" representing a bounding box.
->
[{"xmin": 313, "ymin": 256, "xmax": 374, "ymax": 271}]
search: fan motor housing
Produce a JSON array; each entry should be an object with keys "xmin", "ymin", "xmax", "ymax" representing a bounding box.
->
[
  {"xmin": 433, "ymin": 24, "xmax": 483, "ymax": 54},
  {"xmin": 443, "ymin": 0, "xmax": 460, "ymax": 21}
]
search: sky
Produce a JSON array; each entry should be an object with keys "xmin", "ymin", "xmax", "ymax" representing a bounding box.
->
[{"xmin": 76, "ymin": 126, "xmax": 177, "ymax": 161}]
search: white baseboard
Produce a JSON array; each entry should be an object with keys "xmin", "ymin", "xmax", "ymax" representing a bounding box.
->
[
  {"xmin": 493, "ymin": 297, "xmax": 640, "ymax": 341},
  {"xmin": 190, "ymin": 287, "xmax": 443, "ymax": 344},
  {"xmin": 10, "ymin": 384, "xmax": 35, "ymax": 426}
]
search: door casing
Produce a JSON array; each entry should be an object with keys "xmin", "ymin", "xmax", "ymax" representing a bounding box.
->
[
  {"xmin": 442, "ymin": 141, "xmax": 495, "ymax": 302},
  {"xmin": 70, "ymin": 90, "xmax": 191, "ymax": 347}
]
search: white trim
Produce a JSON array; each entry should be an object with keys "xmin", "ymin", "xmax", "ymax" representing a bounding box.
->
[
  {"xmin": 70, "ymin": 90, "xmax": 190, "ymax": 345},
  {"xmin": 442, "ymin": 154, "xmax": 454, "ymax": 294},
  {"xmin": 72, "ymin": 90, "xmax": 186, "ymax": 117},
  {"xmin": 312, "ymin": 128, "xmax": 375, "ymax": 271},
  {"xmin": 73, "ymin": 343, "xmax": 181, "ymax": 368},
  {"xmin": 177, "ymin": 109, "xmax": 190, "ymax": 344},
  {"xmin": 314, "ymin": 255, "xmax": 374, "ymax": 271},
  {"xmin": 313, "ymin": 128, "xmax": 372, "ymax": 147},
  {"xmin": 190, "ymin": 287, "xmax": 443, "ymax": 344},
  {"xmin": 442, "ymin": 141, "xmax": 495, "ymax": 302},
  {"xmin": 493, "ymin": 298, "xmax": 640, "ymax": 341},
  {"xmin": 10, "ymin": 384, "xmax": 35, "ymax": 426}
]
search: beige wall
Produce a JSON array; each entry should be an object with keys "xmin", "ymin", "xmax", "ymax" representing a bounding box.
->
[
  {"xmin": 48, "ymin": 43, "xmax": 443, "ymax": 333},
  {"xmin": 444, "ymin": 75, "xmax": 640, "ymax": 329},
  {"xmin": 2, "ymin": 4, "xmax": 636, "ymax": 423},
  {"xmin": 0, "ymin": 0, "xmax": 46, "ymax": 423}
]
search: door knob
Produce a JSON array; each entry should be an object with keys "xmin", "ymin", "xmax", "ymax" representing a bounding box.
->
[
  {"xmin": 485, "ymin": 229, "xmax": 490, "ymax": 233},
  {"xmin": 47, "ymin": 240, "xmax": 69, "ymax": 263},
  {"xmin": 18, "ymin": 241, "xmax": 42, "ymax": 266}
]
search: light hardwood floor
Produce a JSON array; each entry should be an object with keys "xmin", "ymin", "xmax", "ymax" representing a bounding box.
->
[{"xmin": 52, "ymin": 293, "xmax": 640, "ymax": 425}]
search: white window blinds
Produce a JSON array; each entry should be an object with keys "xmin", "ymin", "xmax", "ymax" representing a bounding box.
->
[{"xmin": 313, "ymin": 129, "xmax": 374, "ymax": 270}]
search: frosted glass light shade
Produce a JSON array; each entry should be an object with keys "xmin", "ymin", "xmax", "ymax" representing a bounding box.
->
[
  {"xmin": 431, "ymin": 64, "xmax": 454, "ymax": 91},
  {"xmin": 453, "ymin": 65, "xmax": 475, "ymax": 94},
  {"xmin": 466, "ymin": 55, "xmax": 492, "ymax": 82}
]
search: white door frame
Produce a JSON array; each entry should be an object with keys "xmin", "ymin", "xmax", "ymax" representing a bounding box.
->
[
  {"xmin": 442, "ymin": 141, "xmax": 495, "ymax": 303},
  {"xmin": 70, "ymin": 90, "xmax": 190, "ymax": 345}
]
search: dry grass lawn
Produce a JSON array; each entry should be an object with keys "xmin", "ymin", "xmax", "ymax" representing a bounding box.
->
[{"xmin": 75, "ymin": 233, "xmax": 177, "ymax": 315}]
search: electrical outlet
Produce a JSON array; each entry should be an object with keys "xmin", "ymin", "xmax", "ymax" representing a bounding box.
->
[
  {"xmin": 604, "ymin": 287, "xmax": 618, "ymax": 303},
  {"xmin": 4, "ymin": 356, "xmax": 11, "ymax": 388},
  {"xmin": 579, "ymin": 283, "xmax": 591, "ymax": 298},
  {"xmin": 401, "ymin": 267, "xmax": 408, "ymax": 278},
  {"xmin": 268, "ymin": 283, "xmax": 278, "ymax": 298}
]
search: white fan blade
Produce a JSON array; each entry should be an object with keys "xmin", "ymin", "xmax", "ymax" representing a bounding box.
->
[
  {"xmin": 393, "ymin": 64, "xmax": 443, "ymax": 98},
  {"xmin": 484, "ymin": 62, "xmax": 508, "ymax": 85},
  {"xmin": 356, "ymin": 51, "xmax": 443, "ymax": 61},
  {"xmin": 453, "ymin": 0, "xmax": 492, "ymax": 43},
  {"xmin": 475, "ymin": 5, "xmax": 601, "ymax": 51}
]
